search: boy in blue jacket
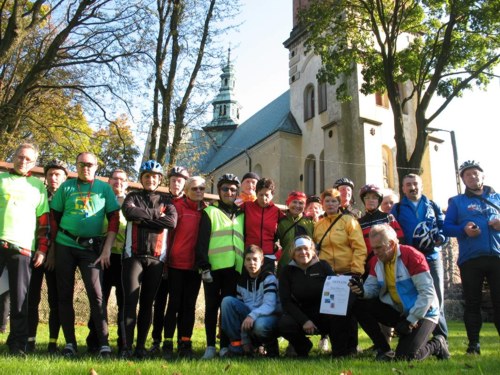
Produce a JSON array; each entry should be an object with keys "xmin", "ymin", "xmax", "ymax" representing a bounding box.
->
[{"xmin": 221, "ymin": 245, "xmax": 281, "ymax": 357}]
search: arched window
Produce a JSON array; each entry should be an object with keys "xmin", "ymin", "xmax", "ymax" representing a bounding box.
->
[
  {"xmin": 303, "ymin": 84, "xmax": 315, "ymax": 121},
  {"xmin": 304, "ymin": 155, "xmax": 316, "ymax": 195},
  {"xmin": 254, "ymin": 164, "xmax": 263, "ymax": 178}
]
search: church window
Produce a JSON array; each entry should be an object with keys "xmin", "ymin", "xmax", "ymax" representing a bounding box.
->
[
  {"xmin": 304, "ymin": 85, "xmax": 315, "ymax": 121},
  {"xmin": 304, "ymin": 155, "xmax": 316, "ymax": 195},
  {"xmin": 318, "ymin": 81, "xmax": 327, "ymax": 113}
]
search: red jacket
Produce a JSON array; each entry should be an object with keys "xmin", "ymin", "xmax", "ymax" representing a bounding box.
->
[
  {"xmin": 242, "ymin": 201, "xmax": 284, "ymax": 256},
  {"xmin": 168, "ymin": 196, "xmax": 207, "ymax": 270}
]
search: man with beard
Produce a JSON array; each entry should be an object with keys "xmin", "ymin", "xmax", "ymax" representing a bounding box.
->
[{"xmin": 444, "ymin": 161, "xmax": 500, "ymax": 355}]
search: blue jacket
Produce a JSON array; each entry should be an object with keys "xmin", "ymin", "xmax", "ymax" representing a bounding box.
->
[
  {"xmin": 391, "ymin": 195, "xmax": 447, "ymax": 260},
  {"xmin": 236, "ymin": 270, "xmax": 281, "ymax": 321},
  {"xmin": 443, "ymin": 186, "xmax": 500, "ymax": 266},
  {"xmin": 363, "ymin": 245, "xmax": 439, "ymax": 325}
]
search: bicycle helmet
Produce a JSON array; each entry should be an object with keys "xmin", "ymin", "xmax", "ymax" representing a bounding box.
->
[
  {"xmin": 306, "ymin": 195, "xmax": 321, "ymax": 205},
  {"xmin": 140, "ymin": 160, "xmax": 163, "ymax": 178},
  {"xmin": 217, "ymin": 173, "xmax": 240, "ymax": 188},
  {"xmin": 359, "ymin": 184, "xmax": 383, "ymax": 203},
  {"xmin": 44, "ymin": 159, "xmax": 69, "ymax": 176},
  {"xmin": 459, "ymin": 160, "xmax": 483, "ymax": 177},
  {"xmin": 333, "ymin": 177, "xmax": 354, "ymax": 189},
  {"xmin": 168, "ymin": 166, "xmax": 189, "ymax": 179}
]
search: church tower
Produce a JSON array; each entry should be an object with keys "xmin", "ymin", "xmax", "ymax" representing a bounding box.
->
[{"xmin": 203, "ymin": 48, "xmax": 242, "ymax": 148}]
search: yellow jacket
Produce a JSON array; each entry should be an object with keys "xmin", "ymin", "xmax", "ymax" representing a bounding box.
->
[{"xmin": 313, "ymin": 214, "xmax": 367, "ymax": 275}]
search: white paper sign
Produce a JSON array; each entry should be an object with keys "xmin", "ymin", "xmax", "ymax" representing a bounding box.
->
[{"xmin": 320, "ymin": 275, "xmax": 351, "ymax": 316}]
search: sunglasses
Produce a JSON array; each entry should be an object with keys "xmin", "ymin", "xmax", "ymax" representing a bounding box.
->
[
  {"xmin": 190, "ymin": 186, "xmax": 206, "ymax": 192},
  {"xmin": 77, "ymin": 162, "xmax": 96, "ymax": 168},
  {"xmin": 220, "ymin": 187, "xmax": 238, "ymax": 193}
]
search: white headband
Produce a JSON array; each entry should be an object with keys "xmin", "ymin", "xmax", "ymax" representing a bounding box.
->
[{"xmin": 294, "ymin": 237, "xmax": 312, "ymax": 249}]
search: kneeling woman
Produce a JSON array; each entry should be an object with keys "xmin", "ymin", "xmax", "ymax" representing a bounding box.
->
[
  {"xmin": 279, "ymin": 236, "xmax": 351, "ymax": 357},
  {"xmin": 120, "ymin": 160, "xmax": 177, "ymax": 359}
]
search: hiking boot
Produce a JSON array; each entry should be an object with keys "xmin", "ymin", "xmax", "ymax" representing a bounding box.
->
[
  {"xmin": 178, "ymin": 340, "xmax": 194, "ymax": 359},
  {"xmin": 201, "ymin": 346, "xmax": 216, "ymax": 360},
  {"xmin": 162, "ymin": 340, "xmax": 174, "ymax": 360},
  {"xmin": 99, "ymin": 345, "xmax": 112, "ymax": 359},
  {"xmin": 61, "ymin": 343, "xmax": 77, "ymax": 358},
  {"xmin": 134, "ymin": 347, "xmax": 148, "ymax": 360},
  {"xmin": 149, "ymin": 341, "xmax": 161, "ymax": 356},
  {"xmin": 466, "ymin": 342, "xmax": 480, "ymax": 355},
  {"xmin": 47, "ymin": 343, "xmax": 59, "ymax": 354},
  {"xmin": 25, "ymin": 341, "xmax": 36, "ymax": 353},
  {"xmin": 375, "ymin": 349, "xmax": 395, "ymax": 361},
  {"xmin": 433, "ymin": 335, "xmax": 450, "ymax": 360}
]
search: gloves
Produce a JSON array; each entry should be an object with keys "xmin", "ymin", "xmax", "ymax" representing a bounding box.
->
[
  {"xmin": 395, "ymin": 320, "xmax": 413, "ymax": 336},
  {"xmin": 201, "ymin": 269, "xmax": 213, "ymax": 283},
  {"xmin": 348, "ymin": 276, "xmax": 364, "ymax": 297}
]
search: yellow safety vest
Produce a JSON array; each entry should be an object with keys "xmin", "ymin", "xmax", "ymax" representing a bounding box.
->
[{"xmin": 205, "ymin": 204, "xmax": 244, "ymax": 273}]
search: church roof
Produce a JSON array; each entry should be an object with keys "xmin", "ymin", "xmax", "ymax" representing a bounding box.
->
[{"xmin": 202, "ymin": 90, "xmax": 301, "ymax": 173}]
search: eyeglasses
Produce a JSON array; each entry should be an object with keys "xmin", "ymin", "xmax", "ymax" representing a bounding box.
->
[
  {"xmin": 190, "ymin": 186, "xmax": 206, "ymax": 192},
  {"xmin": 77, "ymin": 162, "xmax": 96, "ymax": 168},
  {"xmin": 220, "ymin": 187, "xmax": 238, "ymax": 193}
]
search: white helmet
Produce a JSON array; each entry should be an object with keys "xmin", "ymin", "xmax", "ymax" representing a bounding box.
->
[{"xmin": 412, "ymin": 221, "xmax": 438, "ymax": 252}]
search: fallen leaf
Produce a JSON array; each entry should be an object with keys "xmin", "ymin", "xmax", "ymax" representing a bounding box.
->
[
  {"xmin": 223, "ymin": 363, "xmax": 231, "ymax": 372},
  {"xmin": 340, "ymin": 371, "xmax": 352, "ymax": 375},
  {"xmin": 89, "ymin": 369, "xmax": 98, "ymax": 375}
]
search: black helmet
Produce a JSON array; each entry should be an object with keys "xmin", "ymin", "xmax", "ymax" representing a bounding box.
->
[
  {"xmin": 459, "ymin": 160, "xmax": 483, "ymax": 177},
  {"xmin": 168, "ymin": 166, "xmax": 189, "ymax": 179},
  {"xmin": 217, "ymin": 173, "xmax": 240, "ymax": 189},
  {"xmin": 359, "ymin": 184, "xmax": 383, "ymax": 203},
  {"xmin": 140, "ymin": 160, "xmax": 163, "ymax": 178},
  {"xmin": 306, "ymin": 195, "xmax": 321, "ymax": 205},
  {"xmin": 44, "ymin": 159, "xmax": 68, "ymax": 176},
  {"xmin": 333, "ymin": 177, "xmax": 354, "ymax": 189}
]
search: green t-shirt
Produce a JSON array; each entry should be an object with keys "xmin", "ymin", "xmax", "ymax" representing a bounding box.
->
[
  {"xmin": 51, "ymin": 179, "xmax": 120, "ymax": 249},
  {"xmin": 0, "ymin": 172, "xmax": 49, "ymax": 251}
]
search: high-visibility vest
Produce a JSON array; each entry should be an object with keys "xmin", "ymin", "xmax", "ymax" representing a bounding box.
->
[{"xmin": 205, "ymin": 204, "xmax": 244, "ymax": 273}]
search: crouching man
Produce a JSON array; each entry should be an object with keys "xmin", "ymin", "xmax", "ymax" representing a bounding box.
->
[
  {"xmin": 221, "ymin": 245, "xmax": 281, "ymax": 357},
  {"xmin": 350, "ymin": 224, "xmax": 450, "ymax": 361}
]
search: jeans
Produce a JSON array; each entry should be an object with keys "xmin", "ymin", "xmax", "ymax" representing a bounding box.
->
[
  {"xmin": 221, "ymin": 296, "xmax": 278, "ymax": 347},
  {"xmin": 459, "ymin": 256, "xmax": 500, "ymax": 344},
  {"xmin": 427, "ymin": 253, "xmax": 448, "ymax": 338}
]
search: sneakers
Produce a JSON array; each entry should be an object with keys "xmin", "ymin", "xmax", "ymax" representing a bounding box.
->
[
  {"xmin": 219, "ymin": 347, "xmax": 229, "ymax": 358},
  {"xmin": 99, "ymin": 345, "xmax": 112, "ymax": 359},
  {"xmin": 375, "ymin": 349, "xmax": 395, "ymax": 361},
  {"xmin": 178, "ymin": 340, "xmax": 194, "ymax": 359},
  {"xmin": 433, "ymin": 335, "xmax": 451, "ymax": 360},
  {"xmin": 201, "ymin": 346, "xmax": 217, "ymax": 360},
  {"xmin": 264, "ymin": 339, "xmax": 280, "ymax": 358},
  {"xmin": 149, "ymin": 341, "xmax": 161, "ymax": 356},
  {"xmin": 318, "ymin": 337, "xmax": 329, "ymax": 353},
  {"xmin": 61, "ymin": 343, "xmax": 77, "ymax": 358},
  {"xmin": 466, "ymin": 342, "xmax": 481, "ymax": 355},
  {"xmin": 285, "ymin": 343, "xmax": 297, "ymax": 358},
  {"xmin": 25, "ymin": 341, "xmax": 36, "ymax": 353},
  {"xmin": 119, "ymin": 348, "xmax": 133, "ymax": 359}
]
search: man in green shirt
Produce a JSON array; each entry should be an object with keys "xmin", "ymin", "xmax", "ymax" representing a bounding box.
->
[
  {"xmin": 51, "ymin": 152, "xmax": 120, "ymax": 358},
  {"xmin": 0, "ymin": 143, "xmax": 49, "ymax": 356}
]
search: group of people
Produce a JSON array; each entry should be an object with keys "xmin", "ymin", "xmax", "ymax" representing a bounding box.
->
[{"xmin": 0, "ymin": 143, "xmax": 498, "ymax": 363}]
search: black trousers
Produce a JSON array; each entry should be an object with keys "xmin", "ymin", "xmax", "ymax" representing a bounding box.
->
[
  {"xmin": 163, "ymin": 267, "xmax": 201, "ymax": 341},
  {"xmin": 151, "ymin": 275, "xmax": 168, "ymax": 343},
  {"xmin": 279, "ymin": 311, "xmax": 351, "ymax": 357},
  {"xmin": 0, "ymin": 290, "xmax": 9, "ymax": 331},
  {"xmin": 28, "ymin": 264, "xmax": 60, "ymax": 340},
  {"xmin": 0, "ymin": 248, "xmax": 31, "ymax": 351},
  {"xmin": 459, "ymin": 255, "xmax": 500, "ymax": 344},
  {"xmin": 353, "ymin": 298, "xmax": 438, "ymax": 360},
  {"xmin": 56, "ymin": 244, "xmax": 109, "ymax": 349},
  {"xmin": 203, "ymin": 267, "xmax": 238, "ymax": 347},
  {"xmin": 121, "ymin": 257, "xmax": 163, "ymax": 350},
  {"xmin": 87, "ymin": 253, "xmax": 124, "ymax": 349}
]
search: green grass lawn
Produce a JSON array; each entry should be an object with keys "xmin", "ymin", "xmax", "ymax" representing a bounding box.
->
[{"xmin": 0, "ymin": 321, "xmax": 499, "ymax": 374}]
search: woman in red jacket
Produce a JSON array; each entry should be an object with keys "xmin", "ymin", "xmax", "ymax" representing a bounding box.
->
[{"xmin": 162, "ymin": 176, "xmax": 207, "ymax": 359}]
